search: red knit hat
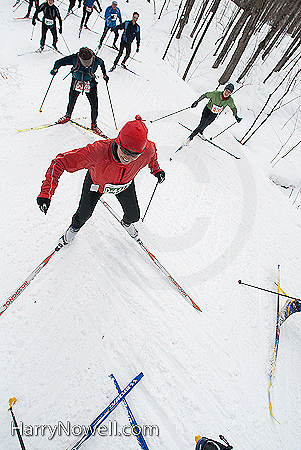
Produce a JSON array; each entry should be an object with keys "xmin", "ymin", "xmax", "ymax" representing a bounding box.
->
[{"xmin": 116, "ymin": 115, "xmax": 148, "ymax": 153}]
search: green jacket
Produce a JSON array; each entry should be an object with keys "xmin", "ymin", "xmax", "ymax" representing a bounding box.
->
[{"xmin": 198, "ymin": 90, "xmax": 237, "ymax": 116}]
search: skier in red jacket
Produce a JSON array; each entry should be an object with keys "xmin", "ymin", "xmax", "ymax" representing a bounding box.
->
[{"xmin": 37, "ymin": 115, "xmax": 165, "ymax": 245}]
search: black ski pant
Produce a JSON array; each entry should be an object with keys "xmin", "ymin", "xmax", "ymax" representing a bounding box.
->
[
  {"xmin": 190, "ymin": 105, "xmax": 217, "ymax": 139},
  {"xmin": 66, "ymin": 82, "xmax": 98, "ymax": 125},
  {"xmin": 27, "ymin": 0, "xmax": 39, "ymax": 16},
  {"xmin": 71, "ymin": 171, "xmax": 140, "ymax": 229},
  {"xmin": 68, "ymin": 0, "xmax": 81, "ymax": 12},
  {"xmin": 40, "ymin": 23, "xmax": 57, "ymax": 47},
  {"xmin": 99, "ymin": 24, "xmax": 119, "ymax": 46},
  {"xmin": 114, "ymin": 40, "xmax": 131, "ymax": 65},
  {"xmin": 80, "ymin": 5, "xmax": 92, "ymax": 28}
]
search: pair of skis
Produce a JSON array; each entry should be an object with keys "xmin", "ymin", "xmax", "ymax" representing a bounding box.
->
[
  {"xmin": 67, "ymin": 372, "xmax": 144, "ymax": 450},
  {"xmin": 9, "ymin": 373, "xmax": 148, "ymax": 450},
  {"xmin": 176, "ymin": 123, "xmax": 240, "ymax": 160},
  {"xmin": 1, "ymin": 201, "xmax": 200, "ymax": 317},
  {"xmin": 17, "ymin": 118, "xmax": 109, "ymax": 139},
  {"xmin": 239, "ymin": 268, "xmax": 301, "ymax": 422}
]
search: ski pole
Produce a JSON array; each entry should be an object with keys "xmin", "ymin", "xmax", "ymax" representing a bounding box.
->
[
  {"xmin": 63, "ymin": 70, "xmax": 72, "ymax": 80},
  {"xmin": 39, "ymin": 75, "xmax": 55, "ymax": 113},
  {"xmin": 105, "ymin": 81, "xmax": 118, "ymax": 130},
  {"xmin": 209, "ymin": 121, "xmax": 237, "ymax": 140},
  {"xmin": 141, "ymin": 180, "xmax": 159, "ymax": 222},
  {"xmin": 61, "ymin": 33, "xmax": 70, "ymax": 53},
  {"xmin": 9, "ymin": 398, "xmax": 27, "ymax": 450},
  {"xmin": 238, "ymin": 280, "xmax": 301, "ymax": 301},
  {"xmin": 150, "ymin": 106, "xmax": 191, "ymax": 123},
  {"xmin": 30, "ymin": 25, "xmax": 35, "ymax": 40}
]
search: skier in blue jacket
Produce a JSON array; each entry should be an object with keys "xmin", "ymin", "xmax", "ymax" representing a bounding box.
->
[
  {"xmin": 109, "ymin": 12, "xmax": 140, "ymax": 71},
  {"xmin": 79, "ymin": 0, "xmax": 102, "ymax": 30},
  {"xmin": 50, "ymin": 47, "xmax": 109, "ymax": 135},
  {"xmin": 97, "ymin": 1, "xmax": 122, "ymax": 50}
]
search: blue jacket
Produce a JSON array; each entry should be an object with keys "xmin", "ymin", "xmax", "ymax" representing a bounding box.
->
[{"xmin": 104, "ymin": 5, "xmax": 122, "ymax": 27}]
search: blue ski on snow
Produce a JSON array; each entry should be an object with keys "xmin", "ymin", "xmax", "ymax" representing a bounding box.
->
[
  {"xmin": 110, "ymin": 374, "xmax": 149, "ymax": 450},
  {"xmin": 67, "ymin": 372, "xmax": 144, "ymax": 450}
]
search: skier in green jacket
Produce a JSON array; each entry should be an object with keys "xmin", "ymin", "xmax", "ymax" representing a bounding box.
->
[{"xmin": 184, "ymin": 83, "xmax": 242, "ymax": 144}]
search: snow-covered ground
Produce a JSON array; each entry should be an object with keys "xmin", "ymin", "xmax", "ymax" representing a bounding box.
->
[{"xmin": 1, "ymin": 1, "xmax": 301, "ymax": 449}]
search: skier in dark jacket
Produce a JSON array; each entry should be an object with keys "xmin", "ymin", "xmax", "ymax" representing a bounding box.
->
[
  {"xmin": 32, "ymin": 0, "xmax": 62, "ymax": 51},
  {"xmin": 79, "ymin": 0, "xmax": 102, "ymax": 31},
  {"xmin": 36, "ymin": 115, "xmax": 165, "ymax": 246},
  {"xmin": 109, "ymin": 12, "xmax": 140, "ymax": 71},
  {"xmin": 183, "ymin": 84, "xmax": 242, "ymax": 145},
  {"xmin": 50, "ymin": 47, "xmax": 109, "ymax": 135},
  {"xmin": 97, "ymin": 1, "xmax": 122, "ymax": 50}
]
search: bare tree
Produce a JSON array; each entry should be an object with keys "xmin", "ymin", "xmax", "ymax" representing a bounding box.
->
[
  {"xmin": 176, "ymin": 0, "xmax": 197, "ymax": 39},
  {"xmin": 182, "ymin": 0, "xmax": 222, "ymax": 80}
]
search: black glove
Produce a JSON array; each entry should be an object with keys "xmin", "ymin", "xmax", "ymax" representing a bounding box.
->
[
  {"xmin": 103, "ymin": 74, "xmax": 109, "ymax": 83},
  {"xmin": 136, "ymin": 47, "xmax": 139, "ymax": 53},
  {"xmin": 32, "ymin": 19, "xmax": 36, "ymax": 26},
  {"xmin": 37, "ymin": 197, "xmax": 50, "ymax": 214},
  {"xmin": 235, "ymin": 115, "xmax": 242, "ymax": 123},
  {"xmin": 155, "ymin": 171, "xmax": 165, "ymax": 184},
  {"xmin": 59, "ymin": 27, "xmax": 62, "ymax": 34},
  {"xmin": 50, "ymin": 68, "xmax": 58, "ymax": 76},
  {"xmin": 191, "ymin": 100, "xmax": 199, "ymax": 108}
]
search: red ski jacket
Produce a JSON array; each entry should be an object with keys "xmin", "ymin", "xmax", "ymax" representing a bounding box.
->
[{"xmin": 39, "ymin": 139, "xmax": 161, "ymax": 199}]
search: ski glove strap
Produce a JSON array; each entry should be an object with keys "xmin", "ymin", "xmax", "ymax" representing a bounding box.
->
[
  {"xmin": 37, "ymin": 197, "xmax": 50, "ymax": 215},
  {"xmin": 155, "ymin": 171, "xmax": 165, "ymax": 184}
]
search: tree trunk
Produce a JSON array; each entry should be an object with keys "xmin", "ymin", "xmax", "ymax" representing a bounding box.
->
[
  {"xmin": 212, "ymin": 9, "xmax": 249, "ymax": 69},
  {"xmin": 218, "ymin": 11, "xmax": 260, "ymax": 85},
  {"xmin": 176, "ymin": 0, "xmax": 196, "ymax": 39},
  {"xmin": 213, "ymin": 7, "xmax": 241, "ymax": 56},
  {"xmin": 190, "ymin": 0, "xmax": 210, "ymax": 38},
  {"xmin": 236, "ymin": 17, "xmax": 286, "ymax": 82},
  {"xmin": 182, "ymin": 0, "xmax": 221, "ymax": 80}
]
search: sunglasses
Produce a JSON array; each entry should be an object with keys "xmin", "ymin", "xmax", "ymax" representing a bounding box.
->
[{"xmin": 119, "ymin": 144, "xmax": 143, "ymax": 158}]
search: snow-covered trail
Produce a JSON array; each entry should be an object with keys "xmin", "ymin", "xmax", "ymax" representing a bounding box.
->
[{"xmin": 1, "ymin": 1, "xmax": 301, "ymax": 449}]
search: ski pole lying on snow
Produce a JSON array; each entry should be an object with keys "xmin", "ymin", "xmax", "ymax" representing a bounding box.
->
[
  {"xmin": 39, "ymin": 75, "xmax": 55, "ymax": 112},
  {"xmin": 150, "ymin": 106, "xmax": 191, "ymax": 123},
  {"xmin": 238, "ymin": 280, "xmax": 301, "ymax": 301},
  {"xmin": 9, "ymin": 398, "xmax": 27, "ymax": 450},
  {"xmin": 141, "ymin": 180, "xmax": 159, "ymax": 222},
  {"xmin": 209, "ymin": 121, "xmax": 237, "ymax": 140}
]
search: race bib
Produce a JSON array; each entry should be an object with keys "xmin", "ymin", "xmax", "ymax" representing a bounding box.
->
[
  {"xmin": 74, "ymin": 80, "xmax": 91, "ymax": 93},
  {"xmin": 86, "ymin": 6, "xmax": 92, "ymax": 12},
  {"xmin": 44, "ymin": 18, "xmax": 54, "ymax": 26},
  {"xmin": 211, "ymin": 104, "xmax": 223, "ymax": 114},
  {"xmin": 103, "ymin": 181, "xmax": 132, "ymax": 195}
]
